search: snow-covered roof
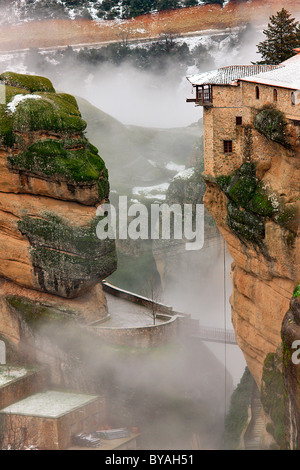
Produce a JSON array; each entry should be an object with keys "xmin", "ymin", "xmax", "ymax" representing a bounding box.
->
[
  {"xmin": 239, "ymin": 53, "xmax": 300, "ymax": 90},
  {"xmin": 0, "ymin": 366, "xmax": 27, "ymax": 387},
  {"xmin": 187, "ymin": 65, "xmax": 278, "ymax": 86},
  {"xmin": 0, "ymin": 391, "xmax": 99, "ymax": 418}
]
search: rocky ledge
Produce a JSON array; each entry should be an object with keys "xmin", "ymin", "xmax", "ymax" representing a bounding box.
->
[{"xmin": 0, "ymin": 72, "xmax": 117, "ymax": 377}]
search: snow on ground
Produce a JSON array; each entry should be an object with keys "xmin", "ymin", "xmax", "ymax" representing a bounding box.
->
[
  {"xmin": 0, "ymin": 52, "xmax": 28, "ymax": 74},
  {"xmin": 1, "ymin": 390, "xmax": 98, "ymax": 418},
  {"xmin": 131, "ymin": 165, "xmax": 194, "ymax": 201},
  {"xmin": 165, "ymin": 161, "xmax": 186, "ymax": 173},
  {"xmin": 174, "ymin": 167, "xmax": 195, "ymax": 180},
  {"xmin": 7, "ymin": 94, "xmax": 41, "ymax": 113},
  {"xmin": 132, "ymin": 182, "xmax": 170, "ymax": 201},
  {"xmin": 0, "ymin": 366, "xmax": 28, "ymax": 387}
]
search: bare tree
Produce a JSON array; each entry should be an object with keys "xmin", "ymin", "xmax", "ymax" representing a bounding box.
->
[
  {"xmin": 0, "ymin": 413, "xmax": 38, "ymax": 450},
  {"xmin": 143, "ymin": 277, "xmax": 161, "ymax": 326},
  {"xmin": 116, "ymin": 25, "xmax": 135, "ymax": 46}
]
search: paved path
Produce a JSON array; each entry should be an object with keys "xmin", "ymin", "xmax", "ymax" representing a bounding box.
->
[
  {"xmin": 104, "ymin": 293, "xmax": 165, "ymax": 328},
  {"xmin": 104, "ymin": 291, "xmax": 237, "ymax": 346}
]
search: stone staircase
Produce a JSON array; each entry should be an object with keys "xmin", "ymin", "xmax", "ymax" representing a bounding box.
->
[{"xmin": 244, "ymin": 384, "xmax": 265, "ymax": 450}]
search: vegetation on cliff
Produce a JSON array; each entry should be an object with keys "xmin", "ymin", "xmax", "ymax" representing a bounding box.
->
[
  {"xmin": 9, "ymin": 139, "xmax": 109, "ymax": 198},
  {"xmin": 10, "ymin": 0, "xmax": 243, "ymax": 22},
  {"xmin": 0, "ymin": 72, "xmax": 110, "ymax": 203},
  {"xmin": 261, "ymin": 351, "xmax": 286, "ymax": 449},
  {"xmin": 293, "ymin": 285, "xmax": 300, "ymax": 298},
  {"xmin": 0, "ymin": 72, "xmax": 55, "ymax": 94},
  {"xmin": 18, "ymin": 212, "xmax": 117, "ymax": 298},
  {"xmin": 254, "ymin": 107, "xmax": 290, "ymax": 148},
  {"xmin": 214, "ymin": 162, "xmax": 297, "ymax": 251},
  {"xmin": 281, "ymin": 298, "xmax": 300, "ymax": 449},
  {"xmin": 0, "ymin": 71, "xmax": 117, "ymax": 297},
  {"xmin": 223, "ymin": 367, "xmax": 254, "ymax": 449},
  {"xmin": 6, "ymin": 296, "xmax": 76, "ymax": 329}
]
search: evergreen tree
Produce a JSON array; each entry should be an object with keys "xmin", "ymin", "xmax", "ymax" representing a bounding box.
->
[
  {"xmin": 156, "ymin": 0, "xmax": 179, "ymax": 12},
  {"xmin": 202, "ymin": 0, "xmax": 224, "ymax": 5},
  {"xmin": 184, "ymin": 0, "xmax": 198, "ymax": 6},
  {"xmin": 256, "ymin": 8, "xmax": 300, "ymax": 64}
]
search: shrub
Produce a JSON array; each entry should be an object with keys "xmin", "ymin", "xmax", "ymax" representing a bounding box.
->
[{"xmin": 254, "ymin": 107, "xmax": 290, "ymax": 148}]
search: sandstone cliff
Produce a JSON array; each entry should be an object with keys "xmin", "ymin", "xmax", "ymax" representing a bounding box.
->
[
  {"xmin": 0, "ymin": 72, "xmax": 117, "ymax": 382},
  {"xmin": 201, "ymin": 93, "xmax": 300, "ymax": 449}
]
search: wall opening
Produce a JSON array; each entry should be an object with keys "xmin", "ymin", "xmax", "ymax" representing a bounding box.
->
[{"xmin": 223, "ymin": 140, "xmax": 233, "ymax": 153}]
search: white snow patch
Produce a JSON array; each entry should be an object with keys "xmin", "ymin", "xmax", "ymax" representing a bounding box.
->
[
  {"xmin": 165, "ymin": 161, "xmax": 186, "ymax": 172},
  {"xmin": 132, "ymin": 182, "xmax": 170, "ymax": 200},
  {"xmin": 0, "ymin": 366, "xmax": 27, "ymax": 387},
  {"xmin": 174, "ymin": 167, "xmax": 195, "ymax": 180},
  {"xmin": 7, "ymin": 94, "xmax": 42, "ymax": 113}
]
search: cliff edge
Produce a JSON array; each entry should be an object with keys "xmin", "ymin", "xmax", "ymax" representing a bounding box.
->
[
  {"xmin": 188, "ymin": 53, "xmax": 300, "ymax": 448},
  {"xmin": 0, "ymin": 72, "xmax": 117, "ymax": 381}
]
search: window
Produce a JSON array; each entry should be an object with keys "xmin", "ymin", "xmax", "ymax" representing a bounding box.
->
[
  {"xmin": 196, "ymin": 85, "xmax": 212, "ymax": 104},
  {"xmin": 236, "ymin": 116, "xmax": 242, "ymax": 125},
  {"xmin": 223, "ymin": 140, "xmax": 233, "ymax": 153},
  {"xmin": 255, "ymin": 86, "xmax": 260, "ymax": 100},
  {"xmin": 291, "ymin": 91, "xmax": 296, "ymax": 106},
  {"xmin": 273, "ymin": 89, "xmax": 278, "ymax": 102}
]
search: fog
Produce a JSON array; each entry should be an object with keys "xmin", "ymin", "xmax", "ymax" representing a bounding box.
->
[
  {"xmin": 0, "ymin": 22, "xmax": 266, "ymax": 449},
  {"xmin": 80, "ymin": 65, "xmax": 201, "ymax": 128}
]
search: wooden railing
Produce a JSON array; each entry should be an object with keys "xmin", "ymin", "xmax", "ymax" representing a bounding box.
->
[{"xmin": 196, "ymin": 88, "xmax": 212, "ymax": 104}]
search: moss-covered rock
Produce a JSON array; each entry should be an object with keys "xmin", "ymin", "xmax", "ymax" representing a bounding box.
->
[
  {"xmin": 214, "ymin": 162, "xmax": 297, "ymax": 249},
  {"xmin": 227, "ymin": 162, "xmax": 257, "ymax": 207},
  {"xmin": 11, "ymin": 94, "xmax": 87, "ymax": 134},
  {"xmin": 227, "ymin": 200, "xmax": 265, "ymax": 244},
  {"xmin": 254, "ymin": 107, "xmax": 290, "ymax": 148},
  {"xmin": 0, "ymin": 72, "xmax": 110, "ymax": 204},
  {"xmin": 8, "ymin": 139, "xmax": 109, "ymax": 198},
  {"xmin": 0, "ymin": 72, "xmax": 117, "ymax": 297},
  {"xmin": 6, "ymin": 295, "xmax": 76, "ymax": 329},
  {"xmin": 18, "ymin": 212, "xmax": 117, "ymax": 298},
  {"xmin": 5, "ymin": 85, "xmax": 29, "ymax": 103},
  {"xmin": 0, "ymin": 71, "xmax": 55, "ymax": 94},
  {"xmin": 247, "ymin": 182, "xmax": 279, "ymax": 217},
  {"xmin": 293, "ymin": 285, "xmax": 300, "ymax": 298},
  {"xmin": 223, "ymin": 367, "xmax": 254, "ymax": 449},
  {"xmin": 261, "ymin": 350, "xmax": 287, "ymax": 449}
]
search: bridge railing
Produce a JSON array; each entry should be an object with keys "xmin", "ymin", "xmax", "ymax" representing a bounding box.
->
[
  {"xmin": 194, "ymin": 326, "xmax": 237, "ymax": 344},
  {"xmin": 102, "ymin": 280, "xmax": 237, "ymax": 345}
]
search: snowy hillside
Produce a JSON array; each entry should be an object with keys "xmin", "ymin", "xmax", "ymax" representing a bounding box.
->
[{"xmin": 2, "ymin": 0, "xmax": 229, "ymax": 24}]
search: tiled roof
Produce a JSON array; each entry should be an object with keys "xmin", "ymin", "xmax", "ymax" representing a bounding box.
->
[{"xmin": 187, "ymin": 65, "xmax": 279, "ymax": 86}]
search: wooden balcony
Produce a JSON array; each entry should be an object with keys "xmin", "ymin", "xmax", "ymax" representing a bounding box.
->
[{"xmin": 186, "ymin": 85, "xmax": 213, "ymax": 106}]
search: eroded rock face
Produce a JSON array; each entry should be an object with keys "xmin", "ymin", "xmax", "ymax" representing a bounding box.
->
[
  {"xmin": 203, "ymin": 129, "xmax": 300, "ymax": 387},
  {"xmin": 0, "ymin": 72, "xmax": 117, "ymax": 371},
  {"xmin": 281, "ymin": 297, "xmax": 300, "ymax": 449}
]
